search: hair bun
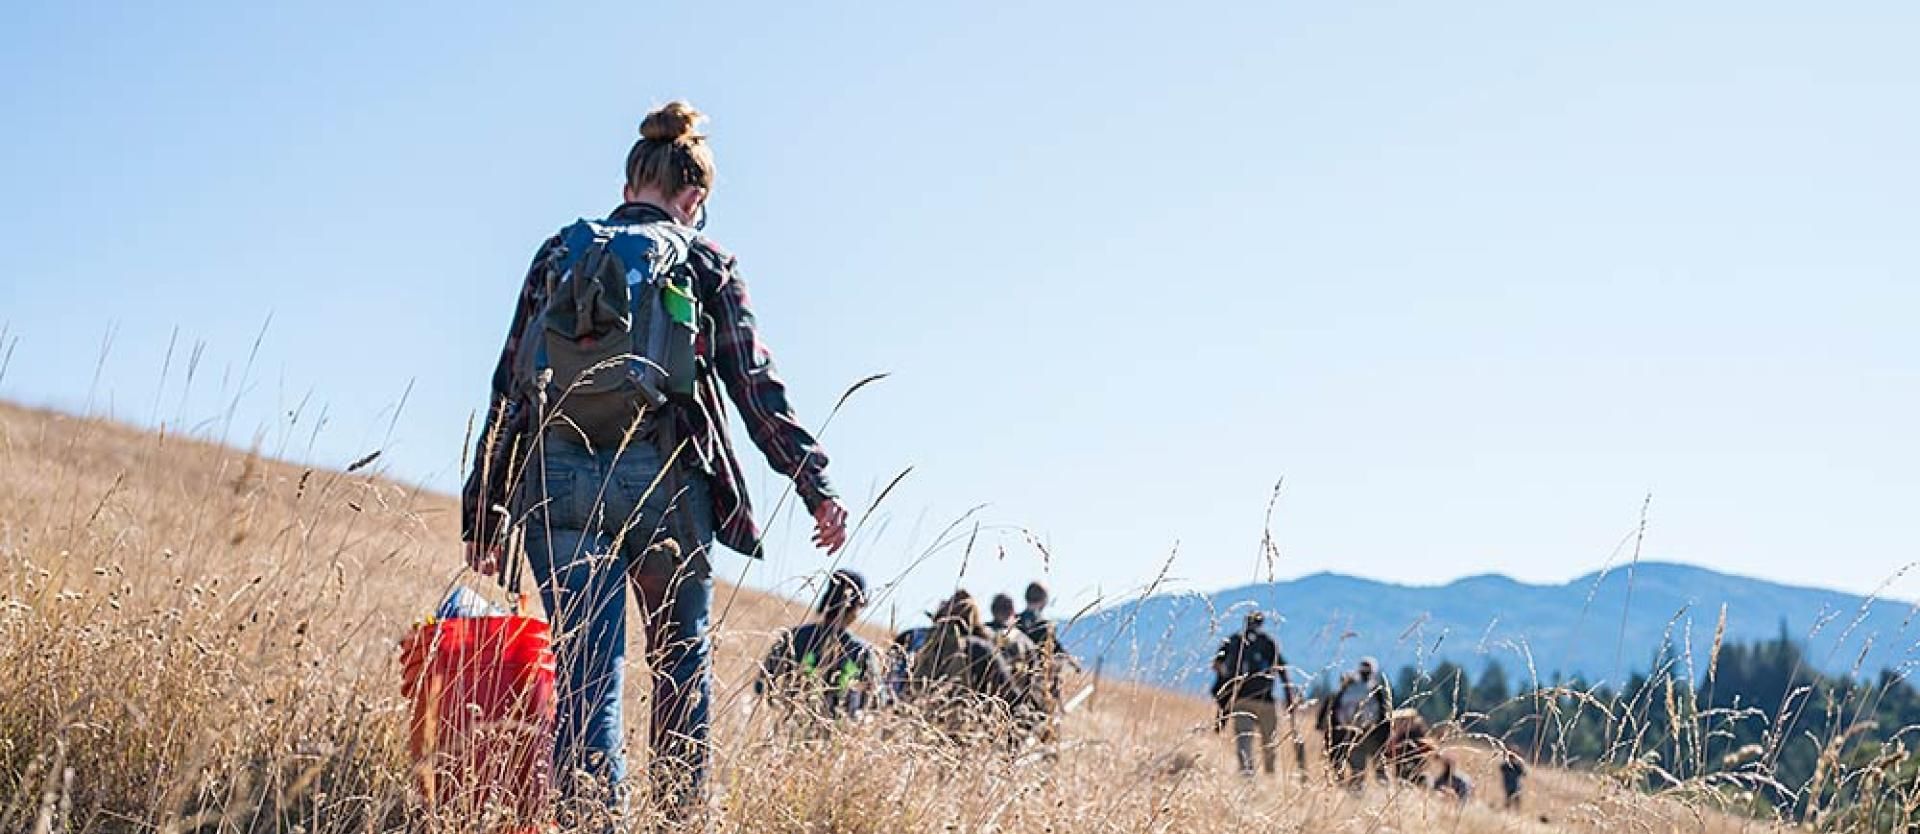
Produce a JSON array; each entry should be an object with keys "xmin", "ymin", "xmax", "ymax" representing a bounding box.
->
[{"xmin": 640, "ymin": 101, "xmax": 705, "ymax": 143}]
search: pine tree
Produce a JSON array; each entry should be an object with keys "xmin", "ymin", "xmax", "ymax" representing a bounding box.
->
[{"xmin": 1472, "ymin": 660, "xmax": 1512, "ymax": 715}]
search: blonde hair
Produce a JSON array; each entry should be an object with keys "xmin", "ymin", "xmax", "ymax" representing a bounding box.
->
[{"xmin": 625, "ymin": 100, "xmax": 715, "ymax": 197}]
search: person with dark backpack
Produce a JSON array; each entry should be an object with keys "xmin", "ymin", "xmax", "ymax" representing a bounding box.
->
[
  {"xmin": 986, "ymin": 592, "xmax": 1048, "ymax": 736},
  {"xmin": 906, "ymin": 591, "xmax": 1025, "ymax": 740},
  {"xmin": 460, "ymin": 101, "xmax": 850, "ymax": 821},
  {"xmin": 758, "ymin": 570, "xmax": 877, "ymax": 726},
  {"xmin": 1014, "ymin": 581, "xmax": 1059, "ymax": 653},
  {"xmin": 1014, "ymin": 581, "xmax": 1075, "ymax": 721},
  {"xmin": 1499, "ymin": 749, "xmax": 1528, "ymax": 810},
  {"xmin": 1318, "ymin": 657, "xmax": 1394, "ymax": 789},
  {"xmin": 1212, "ymin": 611, "xmax": 1296, "ymax": 777}
]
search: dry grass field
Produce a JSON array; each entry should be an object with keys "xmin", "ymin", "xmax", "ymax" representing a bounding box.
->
[{"xmin": 1, "ymin": 402, "xmax": 1792, "ymax": 832}]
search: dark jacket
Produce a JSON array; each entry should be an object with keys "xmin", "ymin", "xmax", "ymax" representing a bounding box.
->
[
  {"xmin": 462, "ymin": 203, "xmax": 836, "ymax": 557},
  {"xmin": 1213, "ymin": 629, "xmax": 1289, "ymax": 703},
  {"xmin": 1015, "ymin": 610, "xmax": 1060, "ymax": 655}
]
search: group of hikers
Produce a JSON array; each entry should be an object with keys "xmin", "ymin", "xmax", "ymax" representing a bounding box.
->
[
  {"xmin": 887, "ymin": 583, "xmax": 1074, "ymax": 740},
  {"xmin": 454, "ymin": 98, "xmax": 1079, "ymax": 822},
  {"xmin": 755, "ymin": 575, "xmax": 1074, "ymax": 745},
  {"xmin": 456, "ymin": 100, "xmax": 1527, "ymax": 827},
  {"xmin": 1211, "ymin": 612, "xmax": 1530, "ymax": 809}
]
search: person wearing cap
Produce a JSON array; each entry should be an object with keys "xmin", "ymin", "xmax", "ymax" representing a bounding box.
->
[
  {"xmin": 1319, "ymin": 657, "xmax": 1394, "ymax": 788},
  {"xmin": 757, "ymin": 570, "xmax": 878, "ymax": 724},
  {"xmin": 1211, "ymin": 611, "xmax": 1296, "ymax": 777}
]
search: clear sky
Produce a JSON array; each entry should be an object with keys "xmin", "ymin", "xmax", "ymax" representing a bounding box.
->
[{"xmin": 3, "ymin": 2, "xmax": 1916, "ymax": 624}]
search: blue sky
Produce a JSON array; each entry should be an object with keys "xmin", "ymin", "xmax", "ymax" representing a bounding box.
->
[{"xmin": 3, "ymin": 1, "xmax": 1916, "ymax": 624}]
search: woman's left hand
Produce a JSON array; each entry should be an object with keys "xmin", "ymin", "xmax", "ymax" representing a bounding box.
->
[{"xmin": 812, "ymin": 499, "xmax": 849, "ymax": 555}]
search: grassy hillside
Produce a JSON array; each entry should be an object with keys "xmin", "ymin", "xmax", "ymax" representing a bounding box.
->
[{"xmin": 1, "ymin": 402, "xmax": 1792, "ymax": 832}]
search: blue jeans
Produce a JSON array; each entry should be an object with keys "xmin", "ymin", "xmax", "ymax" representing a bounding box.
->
[{"xmin": 521, "ymin": 435, "xmax": 715, "ymax": 812}]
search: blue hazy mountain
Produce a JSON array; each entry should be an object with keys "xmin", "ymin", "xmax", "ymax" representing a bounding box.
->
[{"xmin": 1063, "ymin": 562, "xmax": 1919, "ymax": 693}]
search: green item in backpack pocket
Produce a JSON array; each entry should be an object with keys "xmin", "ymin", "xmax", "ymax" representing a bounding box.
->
[
  {"xmin": 660, "ymin": 276, "xmax": 700, "ymax": 397},
  {"xmin": 663, "ymin": 279, "xmax": 697, "ymax": 326}
]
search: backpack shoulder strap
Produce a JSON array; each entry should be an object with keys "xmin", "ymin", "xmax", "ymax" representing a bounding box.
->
[
  {"xmin": 540, "ymin": 219, "xmax": 616, "ymax": 307},
  {"xmin": 554, "ymin": 219, "xmax": 609, "ymax": 262}
]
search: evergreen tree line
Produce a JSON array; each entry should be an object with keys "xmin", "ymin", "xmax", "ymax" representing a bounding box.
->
[{"xmin": 1315, "ymin": 628, "xmax": 1920, "ymax": 830}]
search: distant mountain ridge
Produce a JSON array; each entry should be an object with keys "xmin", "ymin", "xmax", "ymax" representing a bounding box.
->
[{"xmin": 1063, "ymin": 562, "xmax": 1919, "ymax": 694}]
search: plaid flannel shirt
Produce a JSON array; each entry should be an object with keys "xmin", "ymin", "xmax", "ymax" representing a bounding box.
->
[{"xmin": 461, "ymin": 202, "xmax": 837, "ymax": 558}]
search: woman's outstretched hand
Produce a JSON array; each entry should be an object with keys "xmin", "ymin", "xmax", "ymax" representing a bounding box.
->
[{"xmin": 812, "ymin": 499, "xmax": 849, "ymax": 555}]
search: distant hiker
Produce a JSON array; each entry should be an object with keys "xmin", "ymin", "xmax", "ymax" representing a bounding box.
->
[
  {"xmin": 986, "ymin": 593, "xmax": 1041, "ymax": 698},
  {"xmin": 990, "ymin": 591, "xmax": 1052, "ymax": 737},
  {"xmin": 460, "ymin": 101, "xmax": 851, "ymax": 819},
  {"xmin": 1211, "ymin": 611, "xmax": 1297, "ymax": 777},
  {"xmin": 987, "ymin": 593, "xmax": 1035, "ymax": 652},
  {"xmin": 1382, "ymin": 710, "xmax": 1434, "ymax": 781},
  {"xmin": 758, "ymin": 570, "xmax": 878, "ymax": 725},
  {"xmin": 1427, "ymin": 752, "xmax": 1473, "ymax": 804},
  {"xmin": 1317, "ymin": 657, "xmax": 1393, "ymax": 788},
  {"xmin": 1499, "ymin": 749, "xmax": 1528, "ymax": 810},
  {"xmin": 906, "ymin": 591, "xmax": 1028, "ymax": 739},
  {"xmin": 1016, "ymin": 581, "xmax": 1081, "ymax": 741},
  {"xmin": 987, "ymin": 593, "xmax": 1022, "ymax": 637},
  {"xmin": 1381, "ymin": 711, "xmax": 1466, "ymax": 803},
  {"xmin": 1014, "ymin": 581, "xmax": 1060, "ymax": 652},
  {"xmin": 1015, "ymin": 581, "xmax": 1077, "ymax": 704}
]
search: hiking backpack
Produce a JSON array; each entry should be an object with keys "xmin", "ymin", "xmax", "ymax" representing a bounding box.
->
[
  {"xmin": 909, "ymin": 625, "xmax": 976, "ymax": 695},
  {"xmin": 1220, "ymin": 632, "xmax": 1278, "ymax": 700},
  {"xmin": 764, "ymin": 627, "xmax": 866, "ymax": 715},
  {"xmin": 514, "ymin": 219, "xmax": 700, "ymax": 447}
]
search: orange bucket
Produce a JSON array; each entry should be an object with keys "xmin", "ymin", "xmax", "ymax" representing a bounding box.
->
[{"xmin": 400, "ymin": 614, "xmax": 557, "ymax": 827}]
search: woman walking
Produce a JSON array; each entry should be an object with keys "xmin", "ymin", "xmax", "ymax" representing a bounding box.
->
[{"xmin": 460, "ymin": 101, "xmax": 850, "ymax": 824}]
